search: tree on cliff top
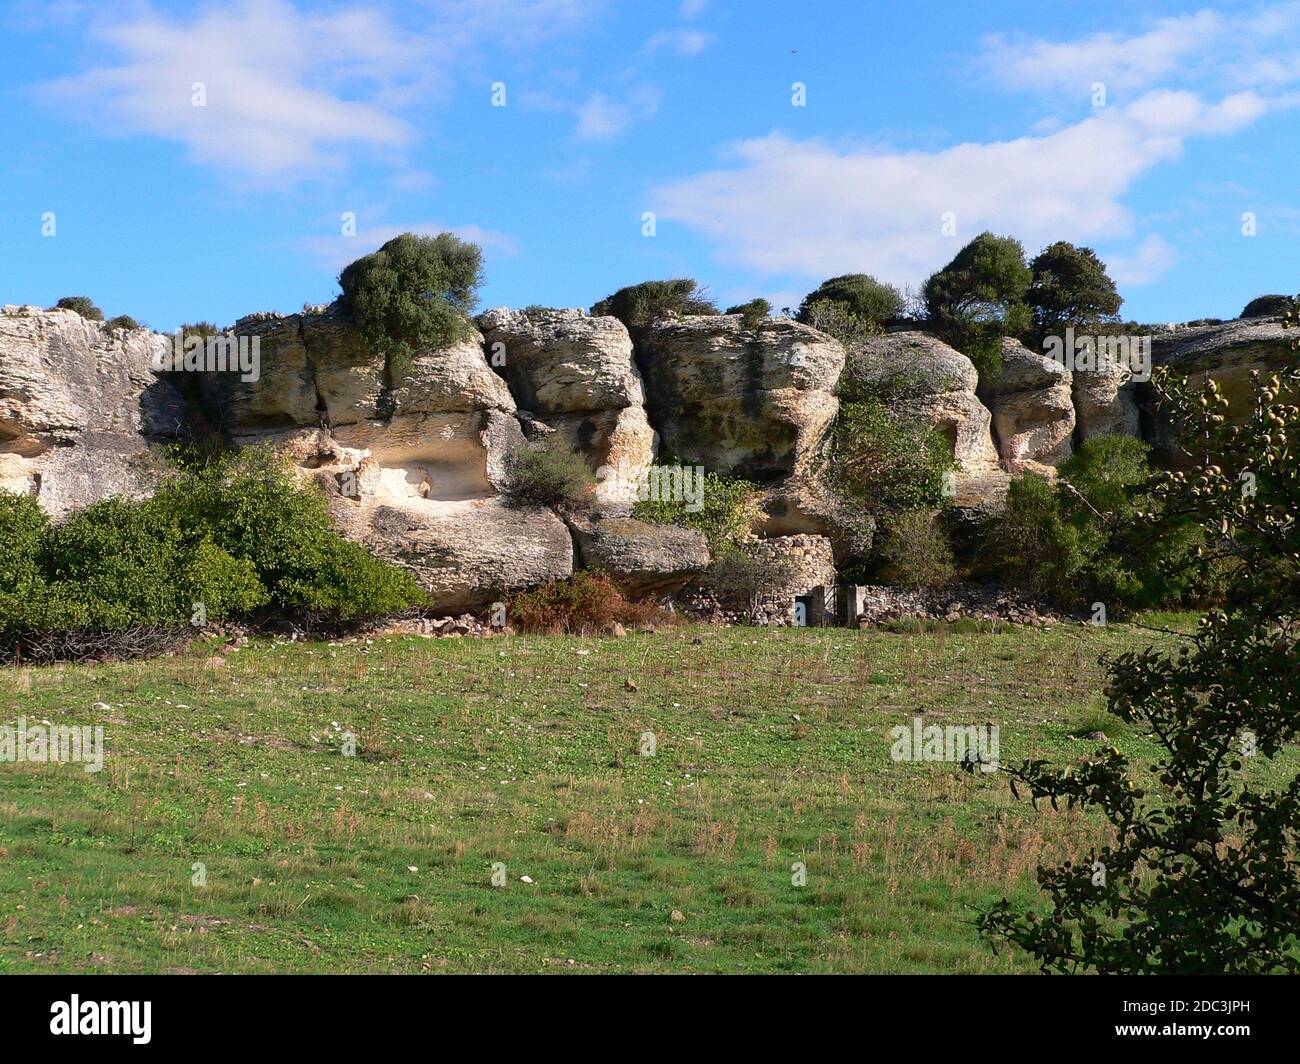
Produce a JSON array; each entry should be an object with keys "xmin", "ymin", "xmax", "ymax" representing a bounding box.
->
[
  {"xmin": 1025, "ymin": 241, "xmax": 1123, "ymax": 339},
  {"xmin": 796, "ymin": 274, "xmax": 902, "ymax": 331},
  {"xmin": 590, "ymin": 279, "xmax": 716, "ymax": 335},
  {"xmin": 338, "ymin": 232, "xmax": 484, "ymax": 378}
]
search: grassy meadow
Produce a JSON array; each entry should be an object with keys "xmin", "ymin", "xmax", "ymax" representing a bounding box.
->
[{"xmin": 2, "ymin": 616, "xmax": 1291, "ymax": 974}]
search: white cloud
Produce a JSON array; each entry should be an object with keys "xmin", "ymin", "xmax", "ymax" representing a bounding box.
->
[
  {"xmin": 981, "ymin": 4, "xmax": 1300, "ymax": 97},
  {"xmin": 652, "ymin": 90, "xmax": 1274, "ymax": 289},
  {"xmin": 40, "ymin": 0, "xmax": 430, "ymax": 182},
  {"xmin": 38, "ymin": 0, "xmax": 608, "ymax": 184},
  {"xmin": 644, "ymin": 29, "xmax": 714, "ymax": 56},
  {"xmin": 301, "ymin": 221, "xmax": 520, "ymax": 273},
  {"xmin": 1104, "ymin": 234, "xmax": 1178, "ymax": 287},
  {"xmin": 680, "ymin": 0, "xmax": 708, "ymax": 18},
  {"xmin": 575, "ymin": 86, "xmax": 661, "ymax": 140}
]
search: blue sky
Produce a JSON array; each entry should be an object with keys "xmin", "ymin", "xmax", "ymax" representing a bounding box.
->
[{"xmin": 1, "ymin": 0, "xmax": 1297, "ymax": 331}]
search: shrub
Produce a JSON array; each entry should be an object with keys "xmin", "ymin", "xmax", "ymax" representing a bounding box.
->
[
  {"xmin": 990, "ymin": 436, "xmax": 1212, "ymax": 611},
  {"xmin": 706, "ymin": 547, "xmax": 797, "ymax": 617},
  {"xmin": 591, "ymin": 279, "xmax": 716, "ymax": 335},
  {"xmin": 922, "ymin": 232, "xmax": 1032, "ymax": 378},
  {"xmin": 820, "ymin": 398, "xmax": 953, "ymax": 516},
  {"xmin": 633, "ymin": 468, "xmax": 759, "ymax": 552},
  {"xmin": 507, "ymin": 571, "xmax": 665, "ymax": 634},
  {"xmin": 796, "ymin": 299, "xmax": 881, "ymax": 350},
  {"xmin": 725, "ymin": 298, "xmax": 770, "ymax": 329},
  {"xmin": 1025, "ymin": 241, "xmax": 1123, "ymax": 341},
  {"xmin": 502, "ymin": 436, "xmax": 594, "ymax": 510},
  {"xmin": 875, "ymin": 510, "xmax": 956, "ymax": 589},
  {"xmin": 1240, "ymin": 293, "xmax": 1294, "ymax": 318},
  {"xmin": 105, "ymin": 315, "xmax": 142, "ymax": 332},
  {"xmin": 991, "ymin": 471, "xmax": 1085, "ymax": 598},
  {"xmin": 149, "ymin": 447, "xmax": 426, "ymax": 621},
  {"xmin": 52, "ymin": 296, "xmax": 103, "ymax": 321},
  {"xmin": 797, "ymin": 274, "xmax": 902, "ymax": 331},
  {"xmin": 338, "ymin": 232, "xmax": 484, "ymax": 381}
]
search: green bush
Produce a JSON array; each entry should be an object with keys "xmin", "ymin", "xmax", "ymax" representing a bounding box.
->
[
  {"xmin": 502, "ymin": 436, "xmax": 594, "ymax": 510},
  {"xmin": 992, "ymin": 471, "xmax": 1086, "ymax": 598},
  {"xmin": 1240, "ymin": 293, "xmax": 1294, "ymax": 318},
  {"xmin": 52, "ymin": 296, "xmax": 104, "ymax": 321},
  {"xmin": 0, "ymin": 448, "xmax": 426, "ymax": 639},
  {"xmin": 724, "ymin": 298, "xmax": 770, "ymax": 329},
  {"xmin": 797, "ymin": 274, "xmax": 901, "ymax": 331},
  {"xmin": 105, "ymin": 315, "xmax": 142, "ymax": 332},
  {"xmin": 990, "ymin": 436, "xmax": 1211, "ymax": 610},
  {"xmin": 591, "ymin": 279, "xmax": 716, "ymax": 335},
  {"xmin": 820, "ymin": 398, "xmax": 953, "ymax": 517},
  {"xmin": 875, "ymin": 510, "xmax": 956, "ymax": 589},
  {"xmin": 634, "ymin": 468, "xmax": 759, "ymax": 553},
  {"xmin": 338, "ymin": 232, "xmax": 484, "ymax": 381}
]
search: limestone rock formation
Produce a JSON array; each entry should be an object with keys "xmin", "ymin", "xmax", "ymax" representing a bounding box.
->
[
  {"xmin": 1146, "ymin": 317, "xmax": 1296, "ymax": 462},
  {"xmin": 566, "ymin": 513, "xmax": 710, "ymax": 596},
  {"xmin": 979, "ymin": 338, "xmax": 1075, "ymax": 470},
  {"xmin": 0, "ymin": 306, "xmax": 184, "ymax": 517},
  {"xmin": 637, "ymin": 315, "xmax": 844, "ymax": 481},
  {"xmin": 754, "ymin": 474, "xmax": 874, "ymax": 560},
  {"xmin": 1072, "ymin": 354, "xmax": 1141, "ymax": 444},
  {"xmin": 847, "ymin": 331, "xmax": 999, "ymax": 475},
  {"xmin": 478, "ymin": 307, "xmax": 655, "ymax": 479}
]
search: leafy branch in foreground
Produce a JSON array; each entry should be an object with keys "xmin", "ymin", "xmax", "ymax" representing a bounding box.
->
[{"xmin": 978, "ymin": 305, "xmax": 1300, "ymax": 973}]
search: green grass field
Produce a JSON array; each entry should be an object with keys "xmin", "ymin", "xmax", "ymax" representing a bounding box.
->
[{"xmin": 2, "ymin": 617, "xmax": 1292, "ymax": 974}]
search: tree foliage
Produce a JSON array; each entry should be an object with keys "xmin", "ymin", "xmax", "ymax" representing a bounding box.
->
[
  {"xmin": 1025, "ymin": 241, "xmax": 1123, "ymax": 340},
  {"xmin": 590, "ymin": 279, "xmax": 716, "ymax": 335},
  {"xmin": 797, "ymin": 274, "xmax": 902, "ymax": 332},
  {"xmin": 338, "ymin": 232, "xmax": 484, "ymax": 380},
  {"xmin": 922, "ymin": 232, "xmax": 1032, "ymax": 378}
]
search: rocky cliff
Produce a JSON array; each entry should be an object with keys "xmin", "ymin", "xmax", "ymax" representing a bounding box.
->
[{"xmin": 1, "ymin": 300, "xmax": 1290, "ymax": 612}]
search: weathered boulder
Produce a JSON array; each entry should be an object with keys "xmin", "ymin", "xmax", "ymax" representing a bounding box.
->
[
  {"xmin": 0, "ymin": 306, "xmax": 184, "ymax": 517},
  {"xmin": 979, "ymin": 338, "xmax": 1075, "ymax": 470},
  {"xmin": 350, "ymin": 495, "xmax": 574, "ymax": 611},
  {"xmin": 566, "ymin": 513, "xmax": 710, "ymax": 596},
  {"xmin": 846, "ymin": 331, "xmax": 1000, "ymax": 475},
  {"xmin": 1146, "ymin": 317, "xmax": 1296, "ymax": 462},
  {"xmin": 1072, "ymin": 353, "xmax": 1141, "ymax": 443},
  {"xmin": 478, "ymin": 308, "xmax": 643, "ymax": 412},
  {"xmin": 222, "ymin": 302, "xmax": 514, "ymax": 435},
  {"xmin": 638, "ymin": 315, "xmax": 843, "ymax": 481},
  {"xmin": 477, "ymin": 307, "xmax": 656, "ymax": 476}
]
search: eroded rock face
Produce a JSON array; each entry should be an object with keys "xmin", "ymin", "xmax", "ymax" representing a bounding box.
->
[
  {"xmin": 847, "ymin": 331, "xmax": 999, "ymax": 475},
  {"xmin": 477, "ymin": 307, "xmax": 656, "ymax": 477},
  {"xmin": 979, "ymin": 338, "xmax": 1075, "ymax": 470},
  {"xmin": 754, "ymin": 475, "xmax": 874, "ymax": 560},
  {"xmin": 566, "ymin": 513, "xmax": 710, "ymax": 596},
  {"xmin": 638, "ymin": 315, "xmax": 843, "ymax": 481},
  {"xmin": 0, "ymin": 306, "xmax": 184, "ymax": 517},
  {"xmin": 1146, "ymin": 317, "xmax": 1296, "ymax": 462},
  {"xmin": 1072, "ymin": 354, "xmax": 1141, "ymax": 444}
]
